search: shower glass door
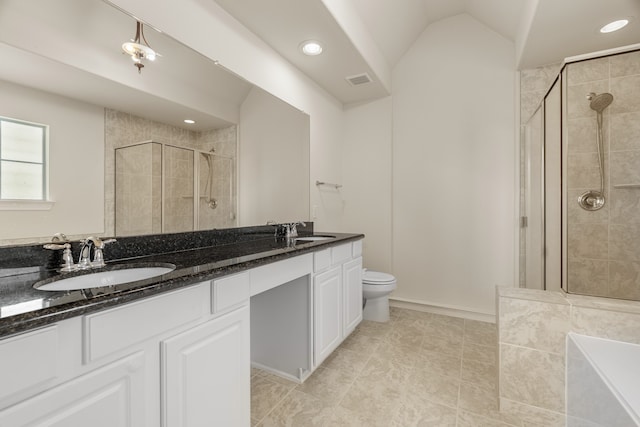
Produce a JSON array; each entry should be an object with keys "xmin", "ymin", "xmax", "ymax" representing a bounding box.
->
[
  {"xmin": 163, "ymin": 145, "xmax": 194, "ymax": 233},
  {"xmin": 522, "ymin": 105, "xmax": 544, "ymax": 290}
]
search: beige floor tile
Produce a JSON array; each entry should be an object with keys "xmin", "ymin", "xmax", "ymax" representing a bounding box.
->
[
  {"xmin": 374, "ymin": 340, "xmax": 422, "ymax": 368},
  {"xmin": 295, "ymin": 366, "xmax": 357, "ymax": 405},
  {"xmin": 251, "ymin": 376, "xmax": 295, "ymax": 421},
  {"xmin": 390, "ymin": 392, "xmax": 457, "ymax": 426},
  {"xmin": 463, "ymin": 342, "xmax": 498, "ymax": 365},
  {"xmin": 422, "ymin": 331, "xmax": 464, "ymax": 357},
  {"xmin": 251, "ymin": 310, "xmax": 514, "ymax": 427},
  {"xmin": 423, "ymin": 319, "xmax": 464, "ymax": 339},
  {"xmin": 358, "ymin": 353, "xmax": 413, "ymax": 390},
  {"xmin": 325, "ymin": 405, "xmax": 392, "ymax": 427},
  {"xmin": 392, "ymin": 307, "xmax": 433, "ymax": 319},
  {"xmin": 457, "ymin": 409, "xmax": 520, "ymax": 427},
  {"xmin": 392, "ymin": 314, "xmax": 430, "ymax": 329},
  {"xmin": 462, "ymin": 358, "xmax": 498, "ymax": 391},
  {"xmin": 415, "ymin": 349, "xmax": 462, "ymax": 379},
  {"xmin": 383, "ymin": 326, "xmax": 424, "ymax": 348},
  {"xmin": 404, "ymin": 368, "xmax": 460, "ymax": 408},
  {"xmin": 464, "ymin": 319, "xmax": 498, "ymax": 346},
  {"xmin": 339, "ymin": 377, "xmax": 403, "ymax": 424},
  {"xmin": 260, "ymin": 371, "xmax": 300, "ymax": 387},
  {"xmin": 355, "ymin": 319, "xmax": 394, "ymax": 338},
  {"xmin": 320, "ymin": 346, "xmax": 370, "ymax": 373},
  {"xmin": 459, "ymin": 381, "xmax": 521, "ymax": 425},
  {"xmin": 338, "ymin": 329, "xmax": 381, "ymax": 354},
  {"xmin": 259, "ymin": 390, "xmax": 334, "ymax": 427}
]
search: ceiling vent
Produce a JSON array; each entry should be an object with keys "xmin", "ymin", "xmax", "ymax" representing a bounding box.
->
[{"xmin": 345, "ymin": 73, "xmax": 372, "ymax": 86}]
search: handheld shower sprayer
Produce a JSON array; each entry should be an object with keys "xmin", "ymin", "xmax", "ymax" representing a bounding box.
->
[{"xmin": 578, "ymin": 92, "xmax": 613, "ymax": 211}]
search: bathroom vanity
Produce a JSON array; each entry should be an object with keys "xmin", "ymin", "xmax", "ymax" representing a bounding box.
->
[{"xmin": 0, "ymin": 227, "xmax": 363, "ymax": 426}]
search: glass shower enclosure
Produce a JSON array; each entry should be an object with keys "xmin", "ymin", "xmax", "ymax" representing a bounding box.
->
[
  {"xmin": 115, "ymin": 141, "xmax": 236, "ymax": 236},
  {"xmin": 521, "ymin": 47, "xmax": 640, "ymax": 301}
]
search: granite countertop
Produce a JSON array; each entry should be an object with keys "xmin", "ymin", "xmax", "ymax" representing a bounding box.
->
[{"xmin": 0, "ymin": 229, "xmax": 363, "ymax": 339}]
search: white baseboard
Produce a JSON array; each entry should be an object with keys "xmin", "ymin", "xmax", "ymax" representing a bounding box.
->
[{"xmin": 389, "ymin": 297, "xmax": 496, "ymax": 323}]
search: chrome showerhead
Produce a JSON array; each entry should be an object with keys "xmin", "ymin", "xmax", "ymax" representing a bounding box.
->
[{"xmin": 587, "ymin": 92, "xmax": 614, "ymax": 113}]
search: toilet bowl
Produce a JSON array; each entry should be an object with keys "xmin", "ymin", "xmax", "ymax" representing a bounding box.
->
[{"xmin": 362, "ymin": 269, "xmax": 397, "ymax": 322}]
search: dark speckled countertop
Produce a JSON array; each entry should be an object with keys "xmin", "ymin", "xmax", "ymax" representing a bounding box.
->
[{"xmin": 0, "ymin": 224, "xmax": 364, "ymax": 339}]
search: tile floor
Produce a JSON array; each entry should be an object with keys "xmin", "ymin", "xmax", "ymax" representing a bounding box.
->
[{"xmin": 251, "ymin": 307, "xmax": 524, "ymax": 427}]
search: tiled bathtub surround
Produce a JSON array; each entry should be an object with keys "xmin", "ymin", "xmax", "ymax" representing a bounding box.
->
[
  {"xmin": 566, "ymin": 50, "xmax": 640, "ymax": 300},
  {"xmin": 497, "ymin": 286, "xmax": 640, "ymax": 425}
]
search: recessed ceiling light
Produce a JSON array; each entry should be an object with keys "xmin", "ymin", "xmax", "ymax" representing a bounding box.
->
[
  {"xmin": 300, "ymin": 40, "xmax": 323, "ymax": 56},
  {"xmin": 184, "ymin": 119, "xmax": 195, "ymax": 124},
  {"xmin": 600, "ymin": 19, "xmax": 629, "ymax": 33}
]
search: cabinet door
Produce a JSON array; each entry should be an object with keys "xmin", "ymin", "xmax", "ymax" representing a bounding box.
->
[
  {"xmin": 314, "ymin": 266, "xmax": 342, "ymax": 367},
  {"xmin": 162, "ymin": 304, "xmax": 250, "ymax": 427},
  {"xmin": 0, "ymin": 351, "xmax": 146, "ymax": 427},
  {"xmin": 343, "ymin": 257, "xmax": 363, "ymax": 337}
]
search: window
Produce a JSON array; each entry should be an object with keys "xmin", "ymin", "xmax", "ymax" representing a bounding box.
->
[{"xmin": 0, "ymin": 117, "xmax": 47, "ymax": 201}]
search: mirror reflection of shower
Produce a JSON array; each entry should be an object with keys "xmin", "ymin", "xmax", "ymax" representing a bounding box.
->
[
  {"xmin": 578, "ymin": 92, "xmax": 614, "ymax": 211},
  {"xmin": 201, "ymin": 150, "xmax": 218, "ymax": 210}
]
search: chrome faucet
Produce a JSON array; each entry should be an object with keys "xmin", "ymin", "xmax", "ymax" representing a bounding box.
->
[
  {"xmin": 266, "ymin": 221, "xmax": 306, "ymax": 238},
  {"xmin": 284, "ymin": 221, "xmax": 306, "ymax": 238},
  {"xmin": 44, "ymin": 235, "xmax": 117, "ymax": 272},
  {"xmin": 78, "ymin": 236, "xmax": 117, "ymax": 269},
  {"xmin": 43, "ymin": 242, "xmax": 76, "ymax": 272}
]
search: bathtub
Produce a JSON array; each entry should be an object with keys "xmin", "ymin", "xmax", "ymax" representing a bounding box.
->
[{"xmin": 567, "ymin": 333, "xmax": 640, "ymax": 426}]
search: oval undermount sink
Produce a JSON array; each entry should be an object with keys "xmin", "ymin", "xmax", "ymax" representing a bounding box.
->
[
  {"xmin": 295, "ymin": 235, "xmax": 335, "ymax": 242},
  {"xmin": 34, "ymin": 264, "xmax": 176, "ymax": 291}
]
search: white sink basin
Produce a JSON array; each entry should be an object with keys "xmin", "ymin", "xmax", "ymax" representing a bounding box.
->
[
  {"xmin": 295, "ymin": 236, "xmax": 335, "ymax": 242},
  {"xmin": 35, "ymin": 265, "xmax": 176, "ymax": 291}
]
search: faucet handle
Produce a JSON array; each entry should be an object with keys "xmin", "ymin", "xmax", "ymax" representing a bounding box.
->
[
  {"xmin": 96, "ymin": 238, "xmax": 117, "ymax": 249},
  {"xmin": 92, "ymin": 239, "xmax": 116, "ymax": 267},
  {"xmin": 43, "ymin": 243, "xmax": 76, "ymax": 272},
  {"xmin": 43, "ymin": 243, "xmax": 69, "ymax": 250},
  {"xmin": 288, "ymin": 221, "xmax": 306, "ymax": 238}
]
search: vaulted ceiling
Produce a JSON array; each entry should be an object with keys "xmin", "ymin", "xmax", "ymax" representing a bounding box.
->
[{"xmin": 214, "ymin": 0, "xmax": 640, "ymax": 105}]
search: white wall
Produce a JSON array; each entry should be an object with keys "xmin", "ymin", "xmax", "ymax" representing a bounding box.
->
[
  {"xmin": 108, "ymin": 0, "xmax": 346, "ymax": 232},
  {"xmin": 239, "ymin": 87, "xmax": 310, "ymax": 225},
  {"xmin": 342, "ymin": 97, "xmax": 393, "ymax": 272},
  {"xmin": 392, "ymin": 14, "xmax": 516, "ymax": 317},
  {"xmin": 0, "ymin": 81, "xmax": 104, "ymax": 242}
]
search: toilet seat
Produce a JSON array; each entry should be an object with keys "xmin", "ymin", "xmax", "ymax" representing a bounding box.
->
[{"xmin": 363, "ymin": 270, "xmax": 396, "ymax": 285}]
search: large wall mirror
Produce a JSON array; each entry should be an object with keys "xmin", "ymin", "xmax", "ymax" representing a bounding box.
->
[{"xmin": 0, "ymin": 0, "xmax": 310, "ymax": 245}]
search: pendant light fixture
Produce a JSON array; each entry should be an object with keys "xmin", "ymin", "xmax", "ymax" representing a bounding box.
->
[{"xmin": 122, "ymin": 21, "xmax": 156, "ymax": 73}]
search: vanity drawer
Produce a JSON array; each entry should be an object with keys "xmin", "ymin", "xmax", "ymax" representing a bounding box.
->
[
  {"xmin": 314, "ymin": 249, "xmax": 332, "ymax": 272},
  {"xmin": 83, "ymin": 283, "xmax": 208, "ymax": 363},
  {"xmin": 212, "ymin": 272, "xmax": 250, "ymax": 313},
  {"xmin": 0, "ymin": 326, "xmax": 60, "ymax": 403},
  {"xmin": 250, "ymin": 254, "xmax": 313, "ymax": 296},
  {"xmin": 352, "ymin": 240, "xmax": 362, "ymax": 257},
  {"xmin": 331, "ymin": 243, "xmax": 352, "ymax": 265}
]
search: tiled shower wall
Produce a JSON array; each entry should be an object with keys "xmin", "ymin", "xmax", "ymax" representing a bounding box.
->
[
  {"xmin": 566, "ymin": 50, "xmax": 640, "ymax": 300},
  {"xmin": 105, "ymin": 109, "xmax": 237, "ymax": 236},
  {"xmin": 497, "ymin": 287, "xmax": 640, "ymax": 426}
]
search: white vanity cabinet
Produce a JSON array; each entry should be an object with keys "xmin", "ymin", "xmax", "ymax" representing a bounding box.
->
[
  {"xmin": 313, "ymin": 240, "xmax": 363, "ymax": 367},
  {"xmin": 0, "ymin": 238, "xmax": 363, "ymax": 425},
  {"xmin": 0, "ymin": 278, "xmax": 251, "ymax": 427},
  {"xmin": 0, "ymin": 351, "xmax": 147, "ymax": 427},
  {"xmin": 162, "ymin": 304, "xmax": 250, "ymax": 427},
  {"xmin": 343, "ymin": 256, "xmax": 363, "ymax": 336},
  {"xmin": 314, "ymin": 266, "xmax": 343, "ymax": 364}
]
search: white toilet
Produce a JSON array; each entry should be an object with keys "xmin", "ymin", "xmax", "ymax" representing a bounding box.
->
[{"xmin": 362, "ymin": 269, "xmax": 397, "ymax": 322}]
